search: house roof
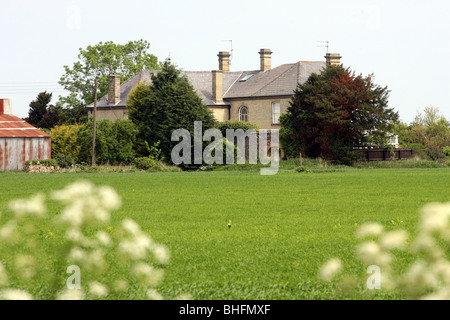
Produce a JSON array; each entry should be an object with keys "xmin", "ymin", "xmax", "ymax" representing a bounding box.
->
[
  {"xmin": 224, "ymin": 61, "xmax": 325, "ymax": 99},
  {"xmin": 88, "ymin": 60, "xmax": 326, "ymax": 108},
  {"xmin": 0, "ymin": 114, "xmax": 51, "ymax": 138}
]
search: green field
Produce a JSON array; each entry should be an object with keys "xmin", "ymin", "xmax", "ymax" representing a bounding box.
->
[{"xmin": 1, "ymin": 167, "xmax": 450, "ymax": 299}]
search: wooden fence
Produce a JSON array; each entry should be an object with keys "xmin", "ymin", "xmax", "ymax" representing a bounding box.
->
[{"xmin": 354, "ymin": 148, "xmax": 415, "ymax": 161}]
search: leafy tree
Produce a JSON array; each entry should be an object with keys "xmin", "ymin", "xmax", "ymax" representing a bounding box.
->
[
  {"xmin": 127, "ymin": 60, "xmax": 216, "ymax": 164},
  {"xmin": 281, "ymin": 65, "xmax": 399, "ymax": 164},
  {"xmin": 50, "ymin": 124, "xmax": 82, "ymax": 160},
  {"xmin": 58, "ymin": 39, "xmax": 160, "ymax": 107},
  {"xmin": 26, "ymin": 91, "xmax": 52, "ymax": 126},
  {"xmin": 77, "ymin": 119, "xmax": 138, "ymax": 165},
  {"xmin": 38, "ymin": 105, "xmax": 88, "ymax": 129},
  {"xmin": 393, "ymin": 106, "xmax": 450, "ymax": 160}
]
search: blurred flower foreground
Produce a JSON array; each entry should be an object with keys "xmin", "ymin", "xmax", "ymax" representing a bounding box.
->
[
  {"xmin": 320, "ymin": 201, "xmax": 450, "ymax": 299},
  {"xmin": 0, "ymin": 180, "xmax": 171, "ymax": 300}
]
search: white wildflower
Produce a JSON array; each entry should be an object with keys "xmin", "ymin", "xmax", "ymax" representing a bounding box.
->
[
  {"xmin": 119, "ymin": 234, "xmax": 153, "ymax": 260},
  {"xmin": 356, "ymin": 222, "xmax": 384, "ymax": 239},
  {"xmin": 403, "ymin": 261, "xmax": 439, "ymax": 290},
  {"xmin": 411, "ymin": 234, "xmax": 436, "ymax": 253},
  {"xmin": 59, "ymin": 202, "xmax": 84, "ymax": 227},
  {"xmin": 176, "ymin": 293, "xmax": 193, "ymax": 300},
  {"xmin": 122, "ymin": 218, "xmax": 141, "ymax": 236},
  {"xmin": 430, "ymin": 259, "xmax": 450, "ymax": 284},
  {"xmin": 0, "ymin": 262, "xmax": 8, "ymax": 286},
  {"xmin": 380, "ymin": 230, "xmax": 409, "ymax": 250},
  {"xmin": 56, "ymin": 289, "xmax": 85, "ymax": 300},
  {"xmin": 146, "ymin": 289, "xmax": 163, "ymax": 300},
  {"xmin": 420, "ymin": 202, "xmax": 450, "ymax": 233},
  {"xmin": 132, "ymin": 262, "xmax": 164, "ymax": 287},
  {"xmin": 65, "ymin": 228, "xmax": 84, "ymax": 242},
  {"xmin": 421, "ymin": 288, "xmax": 450, "ymax": 300},
  {"xmin": 152, "ymin": 244, "xmax": 170, "ymax": 264},
  {"xmin": 0, "ymin": 289, "xmax": 33, "ymax": 300},
  {"xmin": 113, "ymin": 280, "xmax": 129, "ymax": 292},
  {"xmin": 98, "ymin": 186, "xmax": 121, "ymax": 211},
  {"xmin": 52, "ymin": 180, "xmax": 94, "ymax": 203},
  {"xmin": 89, "ymin": 281, "xmax": 109, "ymax": 298},
  {"xmin": 69, "ymin": 247, "xmax": 86, "ymax": 262},
  {"xmin": 8, "ymin": 193, "xmax": 46, "ymax": 217},
  {"xmin": 15, "ymin": 255, "xmax": 36, "ymax": 279},
  {"xmin": 0, "ymin": 221, "xmax": 16, "ymax": 240},
  {"xmin": 319, "ymin": 258, "xmax": 342, "ymax": 281},
  {"xmin": 357, "ymin": 241, "xmax": 392, "ymax": 266},
  {"xmin": 96, "ymin": 231, "xmax": 112, "ymax": 247}
]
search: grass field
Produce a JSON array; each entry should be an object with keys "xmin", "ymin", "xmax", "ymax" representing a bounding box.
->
[{"xmin": 1, "ymin": 166, "xmax": 450, "ymax": 299}]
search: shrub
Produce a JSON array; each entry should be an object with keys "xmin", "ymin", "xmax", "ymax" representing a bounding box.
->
[
  {"xmin": 443, "ymin": 146, "xmax": 450, "ymax": 157},
  {"xmin": 77, "ymin": 119, "xmax": 138, "ymax": 165},
  {"xmin": 134, "ymin": 157, "xmax": 161, "ymax": 171},
  {"xmin": 215, "ymin": 120, "xmax": 259, "ymax": 136},
  {"xmin": 53, "ymin": 153, "xmax": 75, "ymax": 168},
  {"xmin": 50, "ymin": 124, "xmax": 82, "ymax": 160},
  {"xmin": 295, "ymin": 166, "xmax": 311, "ymax": 173}
]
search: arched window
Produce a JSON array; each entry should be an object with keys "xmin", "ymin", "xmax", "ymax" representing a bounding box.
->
[{"xmin": 239, "ymin": 106, "xmax": 248, "ymax": 122}]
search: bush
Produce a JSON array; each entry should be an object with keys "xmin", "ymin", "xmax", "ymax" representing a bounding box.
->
[
  {"xmin": 295, "ymin": 166, "xmax": 311, "ymax": 173},
  {"xmin": 134, "ymin": 157, "xmax": 161, "ymax": 170},
  {"xmin": 443, "ymin": 146, "xmax": 450, "ymax": 157},
  {"xmin": 77, "ymin": 119, "xmax": 138, "ymax": 165},
  {"xmin": 54, "ymin": 153, "xmax": 75, "ymax": 168},
  {"xmin": 50, "ymin": 124, "xmax": 82, "ymax": 160},
  {"xmin": 425, "ymin": 147, "xmax": 446, "ymax": 161},
  {"xmin": 215, "ymin": 120, "xmax": 259, "ymax": 136}
]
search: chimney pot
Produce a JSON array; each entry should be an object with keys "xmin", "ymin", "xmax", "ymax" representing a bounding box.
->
[
  {"xmin": 0, "ymin": 98, "xmax": 12, "ymax": 115},
  {"xmin": 108, "ymin": 75, "xmax": 121, "ymax": 105},
  {"xmin": 325, "ymin": 53, "xmax": 342, "ymax": 66},
  {"xmin": 217, "ymin": 51, "xmax": 231, "ymax": 72},
  {"xmin": 259, "ymin": 48, "xmax": 273, "ymax": 71}
]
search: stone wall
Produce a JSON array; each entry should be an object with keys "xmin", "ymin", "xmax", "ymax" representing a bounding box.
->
[{"xmin": 228, "ymin": 96, "xmax": 291, "ymax": 130}]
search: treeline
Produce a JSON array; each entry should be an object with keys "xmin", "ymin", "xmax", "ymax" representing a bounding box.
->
[{"xmin": 393, "ymin": 106, "xmax": 450, "ymax": 161}]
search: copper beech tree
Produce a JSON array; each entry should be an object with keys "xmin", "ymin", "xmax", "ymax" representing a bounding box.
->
[{"xmin": 280, "ymin": 65, "xmax": 399, "ymax": 164}]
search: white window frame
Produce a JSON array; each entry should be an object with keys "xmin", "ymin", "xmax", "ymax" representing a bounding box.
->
[
  {"xmin": 272, "ymin": 101, "xmax": 280, "ymax": 124},
  {"xmin": 239, "ymin": 106, "xmax": 248, "ymax": 122}
]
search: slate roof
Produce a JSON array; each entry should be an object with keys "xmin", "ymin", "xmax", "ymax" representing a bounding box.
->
[{"xmin": 88, "ymin": 60, "xmax": 325, "ymax": 109}]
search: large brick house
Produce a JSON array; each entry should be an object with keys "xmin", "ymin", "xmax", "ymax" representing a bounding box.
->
[{"xmin": 87, "ymin": 49, "xmax": 342, "ymax": 130}]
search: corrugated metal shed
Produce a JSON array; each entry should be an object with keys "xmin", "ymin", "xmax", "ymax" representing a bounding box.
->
[{"xmin": 0, "ymin": 98, "xmax": 52, "ymax": 171}]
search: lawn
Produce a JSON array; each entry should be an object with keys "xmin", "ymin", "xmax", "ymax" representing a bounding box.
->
[{"xmin": 1, "ymin": 167, "xmax": 449, "ymax": 299}]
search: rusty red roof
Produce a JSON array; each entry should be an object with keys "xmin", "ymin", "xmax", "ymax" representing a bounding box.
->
[{"xmin": 0, "ymin": 114, "xmax": 51, "ymax": 138}]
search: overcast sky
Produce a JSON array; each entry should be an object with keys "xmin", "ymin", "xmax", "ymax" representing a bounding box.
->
[{"xmin": 1, "ymin": 0, "xmax": 449, "ymax": 123}]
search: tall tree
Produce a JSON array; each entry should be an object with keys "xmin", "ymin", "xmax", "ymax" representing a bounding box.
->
[
  {"xmin": 58, "ymin": 39, "xmax": 160, "ymax": 107},
  {"xmin": 127, "ymin": 60, "xmax": 216, "ymax": 164},
  {"xmin": 26, "ymin": 91, "xmax": 52, "ymax": 126},
  {"xmin": 281, "ymin": 65, "xmax": 399, "ymax": 164}
]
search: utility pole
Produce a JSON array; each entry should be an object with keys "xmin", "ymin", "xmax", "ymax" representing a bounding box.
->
[{"xmin": 92, "ymin": 77, "xmax": 98, "ymax": 166}]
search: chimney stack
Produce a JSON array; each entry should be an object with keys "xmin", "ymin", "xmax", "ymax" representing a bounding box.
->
[
  {"xmin": 212, "ymin": 70, "xmax": 223, "ymax": 104},
  {"xmin": 0, "ymin": 98, "xmax": 12, "ymax": 115},
  {"xmin": 325, "ymin": 53, "xmax": 342, "ymax": 66},
  {"xmin": 108, "ymin": 75, "xmax": 121, "ymax": 105},
  {"xmin": 259, "ymin": 48, "xmax": 272, "ymax": 71},
  {"xmin": 218, "ymin": 51, "xmax": 231, "ymax": 72}
]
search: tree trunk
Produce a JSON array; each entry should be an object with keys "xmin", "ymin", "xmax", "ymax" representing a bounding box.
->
[{"xmin": 92, "ymin": 78, "xmax": 98, "ymax": 166}]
